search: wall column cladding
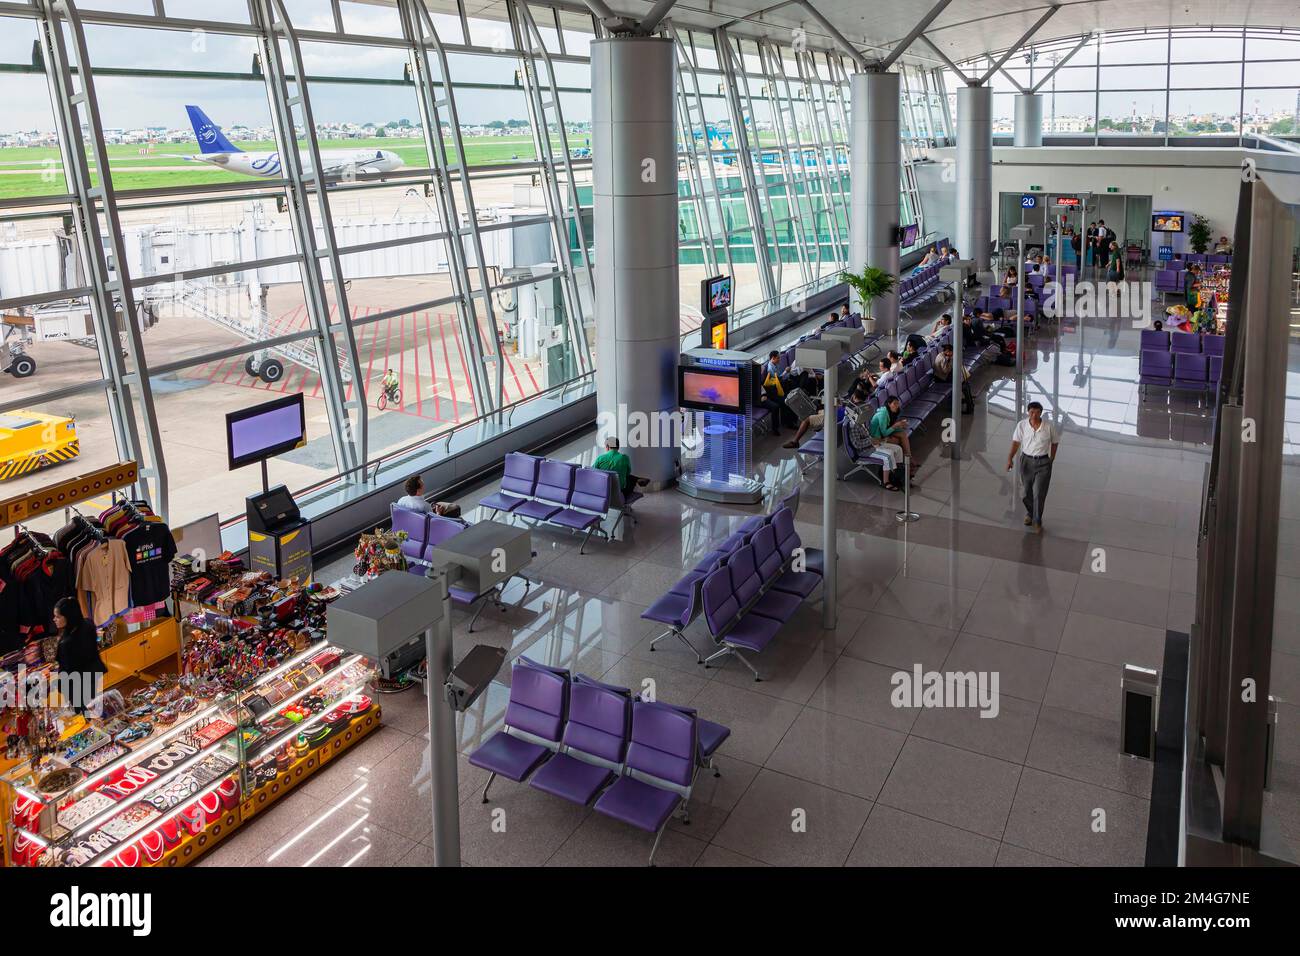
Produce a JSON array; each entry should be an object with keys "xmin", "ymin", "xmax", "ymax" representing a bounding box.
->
[
  {"xmin": 956, "ymin": 84, "xmax": 993, "ymax": 272},
  {"xmin": 591, "ymin": 36, "xmax": 679, "ymax": 484},
  {"xmin": 1014, "ymin": 93, "xmax": 1044, "ymax": 147},
  {"xmin": 849, "ymin": 71, "xmax": 900, "ymax": 330}
]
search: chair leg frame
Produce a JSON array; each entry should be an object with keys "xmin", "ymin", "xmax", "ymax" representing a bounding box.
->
[{"xmin": 649, "ymin": 626, "xmax": 703, "ymax": 664}]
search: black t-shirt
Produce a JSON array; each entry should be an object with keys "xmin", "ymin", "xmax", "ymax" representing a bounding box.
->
[{"xmin": 122, "ymin": 522, "xmax": 177, "ymax": 607}]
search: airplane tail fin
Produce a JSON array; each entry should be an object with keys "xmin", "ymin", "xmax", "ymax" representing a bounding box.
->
[{"xmin": 185, "ymin": 105, "xmax": 241, "ymax": 154}]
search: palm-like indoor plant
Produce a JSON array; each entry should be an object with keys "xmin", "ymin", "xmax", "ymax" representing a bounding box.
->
[
  {"xmin": 1187, "ymin": 213, "xmax": 1212, "ymax": 254},
  {"xmin": 839, "ymin": 265, "xmax": 897, "ymax": 333}
]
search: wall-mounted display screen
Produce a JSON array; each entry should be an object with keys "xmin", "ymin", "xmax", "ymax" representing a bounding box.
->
[
  {"xmin": 899, "ymin": 223, "xmax": 920, "ymax": 246},
  {"xmin": 1152, "ymin": 212, "xmax": 1185, "ymax": 233},
  {"xmin": 679, "ymin": 368, "xmax": 742, "ymax": 413},
  {"xmin": 701, "ymin": 275, "xmax": 733, "ymax": 315},
  {"xmin": 226, "ymin": 393, "xmax": 306, "ymax": 470}
]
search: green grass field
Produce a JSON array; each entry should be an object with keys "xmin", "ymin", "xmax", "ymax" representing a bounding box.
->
[{"xmin": 0, "ymin": 134, "xmax": 573, "ymax": 199}]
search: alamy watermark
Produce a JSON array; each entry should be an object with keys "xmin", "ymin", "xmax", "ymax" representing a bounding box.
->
[
  {"xmin": 1, "ymin": 667, "xmax": 105, "ymax": 716},
  {"xmin": 890, "ymin": 664, "xmax": 1000, "ymax": 718},
  {"xmin": 1038, "ymin": 274, "xmax": 1153, "ymax": 328},
  {"xmin": 596, "ymin": 404, "xmax": 714, "ymax": 459}
]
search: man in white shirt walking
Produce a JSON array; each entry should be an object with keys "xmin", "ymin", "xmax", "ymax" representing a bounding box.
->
[{"xmin": 1005, "ymin": 401, "xmax": 1060, "ymax": 533}]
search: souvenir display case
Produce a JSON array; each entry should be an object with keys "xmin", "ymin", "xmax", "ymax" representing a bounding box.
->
[{"xmin": 0, "ymin": 642, "xmax": 380, "ymax": 868}]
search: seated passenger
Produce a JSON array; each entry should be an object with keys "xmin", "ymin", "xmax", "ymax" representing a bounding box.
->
[
  {"xmin": 871, "ymin": 396, "xmax": 919, "ymax": 481},
  {"xmin": 933, "ymin": 343, "xmax": 974, "ymax": 415},
  {"xmin": 782, "ymin": 400, "xmax": 826, "ymax": 449},
  {"xmin": 929, "ymin": 313, "xmax": 953, "ymax": 338},
  {"xmin": 395, "ymin": 475, "xmax": 432, "ymax": 514},
  {"xmin": 845, "ymin": 399, "xmax": 905, "ymax": 491},
  {"xmin": 594, "ymin": 437, "xmax": 648, "ymax": 495}
]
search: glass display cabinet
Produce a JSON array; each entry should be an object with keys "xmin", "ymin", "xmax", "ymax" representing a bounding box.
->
[{"xmin": 1, "ymin": 643, "xmax": 380, "ymax": 868}]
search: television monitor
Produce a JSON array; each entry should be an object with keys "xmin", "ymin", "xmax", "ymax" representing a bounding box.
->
[
  {"xmin": 678, "ymin": 367, "xmax": 741, "ymax": 413},
  {"xmin": 1152, "ymin": 212, "xmax": 1185, "ymax": 233},
  {"xmin": 899, "ymin": 223, "xmax": 920, "ymax": 246},
  {"xmin": 226, "ymin": 393, "xmax": 306, "ymax": 470},
  {"xmin": 701, "ymin": 275, "xmax": 733, "ymax": 315}
]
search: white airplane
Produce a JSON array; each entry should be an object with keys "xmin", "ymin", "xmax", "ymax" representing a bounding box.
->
[{"xmin": 184, "ymin": 105, "xmax": 404, "ymax": 180}]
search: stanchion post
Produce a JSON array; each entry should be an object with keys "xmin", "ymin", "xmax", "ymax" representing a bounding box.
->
[
  {"xmin": 425, "ymin": 569, "xmax": 461, "ymax": 866},
  {"xmin": 895, "ymin": 454, "xmax": 919, "ymax": 523}
]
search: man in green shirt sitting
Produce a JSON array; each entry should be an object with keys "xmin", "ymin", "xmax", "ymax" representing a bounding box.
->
[{"xmin": 593, "ymin": 437, "xmax": 649, "ymax": 496}]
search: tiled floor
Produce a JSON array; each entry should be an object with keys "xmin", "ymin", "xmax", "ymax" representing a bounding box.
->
[{"xmin": 203, "ymin": 286, "xmax": 1300, "ymax": 868}]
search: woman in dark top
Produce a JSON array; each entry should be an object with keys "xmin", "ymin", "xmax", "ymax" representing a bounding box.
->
[{"xmin": 53, "ymin": 597, "xmax": 107, "ymax": 712}]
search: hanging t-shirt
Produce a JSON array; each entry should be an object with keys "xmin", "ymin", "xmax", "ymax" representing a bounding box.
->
[
  {"xmin": 122, "ymin": 522, "xmax": 177, "ymax": 607},
  {"xmin": 77, "ymin": 539, "xmax": 132, "ymax": 626}
]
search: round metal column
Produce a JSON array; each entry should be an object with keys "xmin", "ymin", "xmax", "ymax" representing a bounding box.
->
[
  {"xmin": 1013, "ymin": 93, "xmax": 1043, "ymax": 147},
  {"xmin": 849, "ymin": 71, "xmax": 900, "ymax": 332},
  {"xmin": 956, "ymin": 85, "xmax": 993, "ymax": 273},
  {"xmin": 592, "ymin": 37, "xmax": 679, "ymax": 484}
]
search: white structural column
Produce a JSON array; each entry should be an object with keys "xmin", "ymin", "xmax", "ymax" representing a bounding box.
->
[
  {"xmin": 849, "ymin": 71, "xmax": 901, "ymax": 330},
  {"xmin": 592, "ymin": 37, "xmax": 679, "ymax": 483},
  {"xmin": 1014, "ymin": 93, "xmax": 1044, "ymax": 147},
  {"xmin": 956, "ymin": 85, "xmax": 993, "ymax": 272}
]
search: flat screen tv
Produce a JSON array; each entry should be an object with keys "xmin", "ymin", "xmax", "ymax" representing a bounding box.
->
[
  {"xmin": 226, "ymin": 393, "xmax": 306, "ymax": 470},
  {"xmin": 899, "ymin": 223, "xmax": 920, "ymax": 246},
  {"xmin": 701, "ymin": 275, "xmax": 733, "ymax": 315},
  {"xmin": 679, "ymin": 367, "xmax": 741, "ymax": 413},
  {"xmin": 1152, "ymin": 212, "xmax": 1185, "ymax": 233}
]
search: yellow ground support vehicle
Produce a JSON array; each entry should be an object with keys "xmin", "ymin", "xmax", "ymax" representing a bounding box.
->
[{"xmin": 0, "ymin": 411, "xmax": 80, "ymax": 481}]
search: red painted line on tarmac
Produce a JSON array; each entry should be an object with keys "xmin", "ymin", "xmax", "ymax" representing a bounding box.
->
[
  {"xmin": 379, "ymin": 309, "xmax": 395, "ymax": 407},
  {"xmin": 453, "ymin": 312, "xmax": 477, "ymax": 416},
  {"xmin": 362, "ymin": 307, "xmax": 382, "ymax": 398},
  {"xmin": 423, "ymin": 312, "xmax": 441, "ymax": 421},
  {"xmin": 436, "ymin": 311, "xmax": 461, "ymax": 423},
  {"xmin": 397, "ymin": 311, "xmax": 408, "ymax": 412},
  {"xmin": 409, "ymin": 313, "xmax": 423, "ymax": 417},
  {"xmin": 501, "ymin": 344, "xmax": 527, "ymax": 401}
]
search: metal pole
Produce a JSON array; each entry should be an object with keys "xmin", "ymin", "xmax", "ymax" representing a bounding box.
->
[
  {"xmin": 822, "ymin": 361, "xmax": 837, "ymax": 630},
  {"xmin": 425, "ymin": 569, "xmax": 461, "ymax": 866},
  {"xmin": 895, "ymin": 454, "xmax": 919, "ymax": 522},
  {"xmin": 950, "ymin": 277, "xmax": 962, "ymax": 458},
  {"xmin": 1016, "ymin": 236, "xmax": 1025, "ymax": 412}
]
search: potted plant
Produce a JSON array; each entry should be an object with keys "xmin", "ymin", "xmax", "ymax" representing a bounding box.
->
[
  {"xmin": 1188, "ymin": 213, "xmax": 1212, "ymax": 254},
  {"xmin": 839, "ymin": 265, "xmax": 897, "ymax": 333}
]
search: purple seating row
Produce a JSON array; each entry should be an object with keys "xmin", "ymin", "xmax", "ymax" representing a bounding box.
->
[
  {"xmin": 641, "ymin": 500, "xmax": 822, "ymax": 673},
  {"xmin": 468, "ymin": 657, "xmax": 730, "ymax": 865},
  {"xmin": 391, "ymin": 504, "xmax": 534, "ymax": 631},
  {"xmin": 479, "ymin": 452, "xmax": 640, "ymax": 551},
  {"xmin": 700, "ymin": 507, "xmax": 824, "ymax": 680},
  {"xmin": 1154, "ymin": 269, "xmax": 1187, "ymax": 295},
  {"xmin": 1171, "ymin": 252, "xmax": 1231, "ymax": 266},
  {"xmin": 1139, "ymin": 349, "xmax": 1222, "ymax": 392},
  {"xmin": 1140, "ymin": 329, "xmax": 1224, "ymax": 356}
]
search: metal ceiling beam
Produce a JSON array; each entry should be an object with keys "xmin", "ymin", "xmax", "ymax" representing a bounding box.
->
[
  {"xmin": 1030, "ymin": 30, "xmax": 1093, "ymax": 92},
  {"xmin": 919, "ymin": 34, "xmax": 973, "ymax": 85},
  {"xmin": 879, "ymin": 0, "xmax": 954, "ymax": 71},
  {"xmin": 977, "ymin": 5, "xmax": 1058, "ymax": 85},
  {"xmin": 638, "ymin": 0, "xmax": 679, "ymax": 34},
  {"xmin": 791, "ymin": 0, "xmax": 868, "ymax": 71},
  {"xmin": 578, "ymin": 0, "xmax": 636, "ymax": 33}
]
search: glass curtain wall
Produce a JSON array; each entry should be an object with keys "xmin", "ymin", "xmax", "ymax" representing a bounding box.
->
[
  {"xmin": 0, "ymin": 0, "xmax": 941, "ymax": 531},
  {"xmin": 948, "ymin": 26, "xmax": 1300, "ymax": 143}
]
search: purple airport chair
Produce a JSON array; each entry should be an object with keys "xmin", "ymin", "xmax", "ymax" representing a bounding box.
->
[
  {"xmin": 592, "ymin": 700, "xmax": 697, "ymax": 865},
  {"xmin": 550, "ymin": 467, "xmax": 613, "ymax": 553},
  {"xmin": 389, "ymin": 505, "xmax": 428, "ymax": 564},
  {"xmin": 513, "ymin": 459, "xmax": 576, "ymax": 521},
  {"xmin": 479, "ymin": 452, "xmax": 540, "ymax": 517},
  {"xmin": 528, "ymin": 677, "xmax": 631, "ymax": 807},
  {"xmin": 469, "ymin": 657, "xmax": 570, "ymax": 803},
  {"xmin": 1173, "ymin": 351, "xmax": 1208, "ymax": 388},
  {"xmin": 1140, "ymin": 329, "xmax": 1170, "ymax": 351},
  {"xmin": 1202, "ymin": 334, "xmax": 1225, "ymax": 356},
  {"xmin": 1170, "ymin": 331, "xmax": 1201, "ymax": 354},
  {"xmin": 699, "ymin": 551, "xmax": 781, "ymax": 681},
  {"xmin": 1139, "ymin": 349, "xmax": 1174, "ymax": 392}
]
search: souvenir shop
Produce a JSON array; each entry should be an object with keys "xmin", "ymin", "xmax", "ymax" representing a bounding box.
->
[
  {"xmin": 0, "ymin": 463, "xmax": 381, "ymax": 868},
  {"xmin": 1165, "ymin": 264, "xmax": 1230, "ymax": 335}
]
